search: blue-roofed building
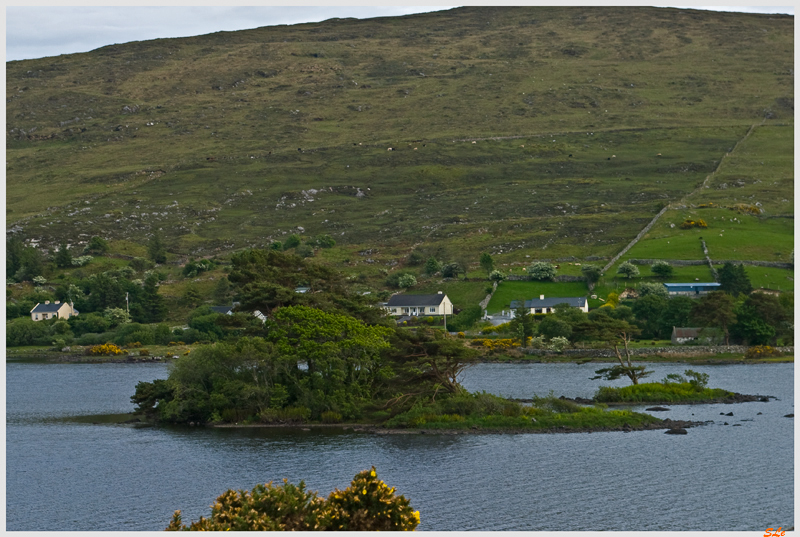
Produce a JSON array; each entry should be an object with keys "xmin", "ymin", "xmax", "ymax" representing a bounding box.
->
[
  {"xmin": 510, "ymin": 295, "xmax": 588, "ymax": 315},
  {"xmin": 663, "ymin": 283, "xmax": 721, "ymax": 297}
]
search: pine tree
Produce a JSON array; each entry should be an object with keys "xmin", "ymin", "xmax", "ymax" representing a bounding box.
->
[
  {"xmin": 718, "ymin": 262, "xmax": 752, "ymax": 296},
  {"xmin": 132, "ymin": 274, "xmax": 168, "ymax": 323},
  {"xmin": 54, "ymin": 242, "xmax": 73, "ymax": 268},
  {"xmin": 479, "ymin": 253, "xmax": 494, "ymax": 277},
  {"xmin": 147, "ymin": 231, "xmax": 167, "ymax": 264}
]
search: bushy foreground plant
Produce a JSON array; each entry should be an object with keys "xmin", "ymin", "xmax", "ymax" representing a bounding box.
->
[{"xmin": 165, "ymin": 467, "xmax": 420, "ymax": 531}]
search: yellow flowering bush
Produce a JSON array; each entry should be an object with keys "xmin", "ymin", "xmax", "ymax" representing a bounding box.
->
[
  {"xmin": 680, "ymin": 219, "xmax": 708, "ymax": 229},
  {"xmin": 745, "ymin": 345, "xmax": 781, "ymax": 359},
  {"xmin": 324, "ymin": 467, "xmax": 420, "ymax": 531},
  {"xmin": 730, "ymin": 203, "xmax": 762, "ymax": 215},
  {"xmin": 88, "ymin": 343, "xmax": 125, "ymax": 356},
  {"xmin": 165, "ymin": 467, "xmax": 420, "ymax": 531}
]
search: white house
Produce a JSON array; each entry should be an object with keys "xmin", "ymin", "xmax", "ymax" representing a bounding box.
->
[
  {"xmin": 671, "ymin": 327, "xmax": 721, "ymax": 345},
  {"xmin": 30, "ymin": 301, "xmax": 78, "ymax": 321},
  {"xmin": 385, "ymin": 292, "xmax": 454, "ymax": 317},
  {"xmin": 509, "ymin": 295, "xmax": 588, "ymax": 315}
]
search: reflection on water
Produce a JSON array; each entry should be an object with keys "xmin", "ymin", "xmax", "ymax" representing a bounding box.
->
[{"xmin": 6, "ymin": 362, "xmax": 793, "ymax": 531}]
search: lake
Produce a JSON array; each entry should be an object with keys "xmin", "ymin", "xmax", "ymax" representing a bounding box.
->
[{"xmin": 6, "ymin": 361, "xmax": 794, "ymax": 531}]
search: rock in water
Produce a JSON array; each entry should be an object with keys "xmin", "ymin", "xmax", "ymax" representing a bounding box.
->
[{"xmin": 665, "ymin": 428, "xmax": 688, "ymax": 435}]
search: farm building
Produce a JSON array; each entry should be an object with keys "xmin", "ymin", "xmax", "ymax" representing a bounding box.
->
[{"xmin": 663, "ymin": 283, "xmax": 721, "ymax": 297}]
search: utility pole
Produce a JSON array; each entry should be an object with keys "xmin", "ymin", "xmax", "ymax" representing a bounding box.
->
[{"xmin": 126, "ymin": 292, "xmax": 129, "ymax": 313}]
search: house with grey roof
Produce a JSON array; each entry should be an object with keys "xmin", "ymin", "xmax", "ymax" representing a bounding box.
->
[
  {"xmin": 385, "ymin": 292, "xmax": 453, "ymax": 317},
  {"xmin": 30, "ymin": 301, "xmax": 78, "ymax": 321},
  {"xmin": 510, "ymin": 295, "xmax": 588, "ymax": 315},
  {"xmin": 671, "ymin": 327, "xmax": 722, "ymax": 345}
]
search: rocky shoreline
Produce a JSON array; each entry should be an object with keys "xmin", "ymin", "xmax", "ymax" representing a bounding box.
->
[
  {"xmin": 200, "ymin": 419, "xmax": 704, "ymax": 435},
  {"xmin": 552, "ymin": 393, "xmax": 776, "ymax": 406}
]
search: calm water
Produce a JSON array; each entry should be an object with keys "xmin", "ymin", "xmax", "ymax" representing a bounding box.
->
[{"xmin": 6, "ymin": 361, "xmax": 794, "ymax": 531}]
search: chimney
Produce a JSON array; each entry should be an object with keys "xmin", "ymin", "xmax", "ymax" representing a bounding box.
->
[
  {"xmin": 54, "ymin": 301, "xmax": 60, "ymax": 304},
  {"xmin": 438, "ymin": 291, "xmax": 443, "ymax": 294},
  {"xmin": 45, "ymin": 300, "xmax": 50, "ymax": 304},
  {"xmin": 539, "ymin": 294, "xmax": 544, "ymax": 300}
]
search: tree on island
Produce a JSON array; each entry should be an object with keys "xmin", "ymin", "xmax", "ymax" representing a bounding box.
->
[
  {"xmin": 387, "ymin": 328, "xmax": 479, "ymax": 397},
  {"xmin": 576, "ymin": 309, "xmax": 650, "ymax": 385}
]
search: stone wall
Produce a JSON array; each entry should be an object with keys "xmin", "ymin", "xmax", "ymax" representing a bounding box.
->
[
  {"xmin": 629, "ymin": 259, "xmax": 792, "ymax": 269},
  {"xmin": 506, "ymin": 275, "xmax": 586, "ymax": 282},
  {"xmin": 522, "ymin": 346, "xmax": 793, "ymax": 357}
]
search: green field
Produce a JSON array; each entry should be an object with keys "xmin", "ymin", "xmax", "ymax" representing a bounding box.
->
[{"xmin": 487, "ymin": 281, "xmax": 590, "ymax": 313}]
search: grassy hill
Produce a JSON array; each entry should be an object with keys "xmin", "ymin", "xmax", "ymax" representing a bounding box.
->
[{"xmin": 6, "ymin": 6, "xmax": 793, "ymax": 274}]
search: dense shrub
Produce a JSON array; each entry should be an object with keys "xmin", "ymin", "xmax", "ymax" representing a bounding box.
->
[
  {"xmin": 6, "ymin": 318, "xmax": 52, "ymax": 347},
  {"xmin": 594, "ymin": 381, "xmax": 733, "ymax": 403},
  {"xmin": 259, "ymin": 407, "xmax": 312, "ymax": 424},
  {"xmin": 527, "ymin": 262, "xmax": 557, "ymax": 281},
  {"xmin": 680, "ymin": 219, "xmax": 707, "ymax": 229},
  {"xmin": 745, "ymin": 345, "xmax": 782, "ymax": 359},
  {"xmin": 637, "ymin": 281, "xmax": 668, "ymax": 298},
  {"xmin": 650, "ymin": 261, "xmax": 673, "ymax": 279},
  {"xmin": 616, "ymin": 261, "xmax": 640, "ymax": 279},
  {"xmin": 88, "ymin": 343, "xmax": 125, "ymax": 356},
  {"xmin": 166, "ymin": 467, "xmax": 420, "ymax": 531}
]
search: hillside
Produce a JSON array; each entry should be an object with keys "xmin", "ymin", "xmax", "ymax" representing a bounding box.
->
[{"xmin": 6, "ymin": 6, "xmax": 793, "ymax": 269}]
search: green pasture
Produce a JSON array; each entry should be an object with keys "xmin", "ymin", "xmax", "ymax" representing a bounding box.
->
[
  {"xmin": 413, "ymin": 280, "xmax": 489, "ymax": 311},
  {"xmin": 619, "ymin": 208, "xmax": 793, "ymax": 264},
  {"xmin": 487, "ymin": 280, "xmax": 590, "ymax": 313}
]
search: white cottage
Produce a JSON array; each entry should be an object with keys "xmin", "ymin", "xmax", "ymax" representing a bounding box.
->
[{"xmin": 385, "ymin": 292, "xmax": 454, "ymax": 317}]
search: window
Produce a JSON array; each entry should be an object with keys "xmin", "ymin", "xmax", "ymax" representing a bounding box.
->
[
  {"xmin": 34, "ymin": 314, "xmax": 39, "ymax": 320},
  {"xmin": 535, "ymin": 308, "xmax": 542, "ymax": 314},
  {"xmin": 430, "ymin": 307, "xmax": 436, "ymax": 313},
  {"xmin": 391, "ymin": 308, "xmax": 397, "ymax": 313}
]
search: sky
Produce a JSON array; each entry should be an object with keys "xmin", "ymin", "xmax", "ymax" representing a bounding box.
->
[{"xmin": 5, "ymin": 4, "xmax": 795, "ymax": 62}]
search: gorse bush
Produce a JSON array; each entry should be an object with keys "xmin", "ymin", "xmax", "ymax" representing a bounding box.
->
[
  {"xmin": 745, "ymin": 345, "xmax": 782, "ymax": 359},
  {"xmin": 165, "ymin": 467, "xmax": 420, "ymax": 531},
  {"xmin": 680, "ymin": 219, "xmax": 708, "ymax": 229},
  {"xmin": 87, "ymin": 343, "xmax": 125, "ymax": 355}
]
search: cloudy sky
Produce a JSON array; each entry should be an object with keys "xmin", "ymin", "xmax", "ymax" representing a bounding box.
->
[{"xmin": 6, "ymin": 4, "xmax": 794, "ymax": 62}]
